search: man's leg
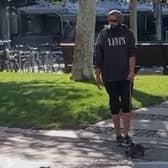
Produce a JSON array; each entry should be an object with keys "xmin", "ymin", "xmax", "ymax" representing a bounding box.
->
[
  {"xmin": 121, "ymin": 80, "xmax": 133, "ymax": 144},
  {"xmin": 112, "ymin": 114, "xmax": 121, "ymax": 137},
  {"xmin": 122, "ymin": 112, "xmax": 131, "ymax": 137},
  {"xmin": 104, "ymin": 81, "xmax": 122, "ymax": 144},
  {"xmin": 109, "ymin": 95, "xmax": 121, "ymax": 137},
  {"xmin": 112, "ymin": 112, "xmax": 124, "ymax": 145}
]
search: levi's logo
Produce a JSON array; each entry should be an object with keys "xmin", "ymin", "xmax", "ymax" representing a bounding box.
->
[{"xmin": 108, "ymin": 37, "xmax": 126, "ymax": 46}]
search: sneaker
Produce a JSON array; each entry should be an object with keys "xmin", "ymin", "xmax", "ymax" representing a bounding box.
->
[
  {"xmin": 123, "ymin": 135, "xmax": 133, "ymax": 147},
  {"xmin": 116, "ymin": 135, "xmax": 123, "ymax": 146}
]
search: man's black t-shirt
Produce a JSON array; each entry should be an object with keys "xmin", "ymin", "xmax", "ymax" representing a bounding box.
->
[{"xmin": 95, "ymin": 24, "xmax": 136, "ymax": 82}]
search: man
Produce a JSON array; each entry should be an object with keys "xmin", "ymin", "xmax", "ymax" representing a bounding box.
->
[{"xmin": 95, "ymin": 10, "xmax": 136, "ymax": 146}]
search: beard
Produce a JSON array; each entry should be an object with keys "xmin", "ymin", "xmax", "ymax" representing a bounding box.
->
[{"xmin": 110, "ymin": 24, "xmax": 120, "ymax": 30}]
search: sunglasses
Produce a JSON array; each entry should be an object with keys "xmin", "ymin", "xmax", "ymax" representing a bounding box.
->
[{"xmin": 109, "ymin": 19, "xmax": 118, "ymax": 23}]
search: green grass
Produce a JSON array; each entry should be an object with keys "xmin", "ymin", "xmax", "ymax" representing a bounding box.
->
[
  {"xmin": 0, "ymin": 72, "xmax": 167, "ymax": 129},
  {"xmin": 133, "ymin": 75, "xmax": 168, "ymax": 108}
]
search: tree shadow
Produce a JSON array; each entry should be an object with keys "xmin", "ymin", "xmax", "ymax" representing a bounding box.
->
[
  {"xmin": 0, "ymin": 128, "xmax": 167, "ymax": 167},
  {"xmin": 132, "ymin": 89, "xmax": 167, "ymax": 108},
  {"xmin": 0, "ymin": 80, "xmax": 109, "ymax": 129},
  {"xmin": 0, "ymin": 129, "xmax": 133, "ymax": 167}
]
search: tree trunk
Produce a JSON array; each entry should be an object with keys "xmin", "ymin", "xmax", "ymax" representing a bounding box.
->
[
  {"xmin": 129, "ymin": 0, "xmax": 137, "ymax": 43},
  {"xmin": 71, "ymin": 0, "xmax": 96, "ymax": 81},
  {"xmin": 153, "ymin": 0, "xmax": 162, "ymax": 41}
]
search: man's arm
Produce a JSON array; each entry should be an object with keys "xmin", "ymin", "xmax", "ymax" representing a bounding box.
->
[
  {"xmin": 127, "ymin": 30, "xmax": 136, "ymax": 81},
  {"xmin": 95, "ymin": 30, "xmax": 105, "ymax": 88},
  {"xmin": 128, "ymin": 56, "xmax": 136, "ymax": 81},
  {"xmin": 95, "ymin": 31, "xmax": 104, "ymax": 69}
]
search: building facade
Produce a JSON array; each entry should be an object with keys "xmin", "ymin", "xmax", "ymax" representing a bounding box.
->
[{"xmin": 1, "ymin": 0, "xmax": 168, "ymax": 46}]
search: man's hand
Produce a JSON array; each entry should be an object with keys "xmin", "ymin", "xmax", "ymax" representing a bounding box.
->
[
  {"xmin": 96, "ymin": 74, "xmax": 104, "ymax": 89},
  {"xmin": 127, "ymin": 71, "xmax": 135, "ymax": 81},
  {"xmin": 95, "ymin": 68, "xmax": 104, "ymax": 89}
]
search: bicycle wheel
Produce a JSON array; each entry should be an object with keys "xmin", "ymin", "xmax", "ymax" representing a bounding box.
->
[
  {"xmin": 4, "ymin": 61, "xmax": 10, "ymax": 72},
  {"xmin": 23, "ymin": 61, "xmax": 31, "ymax": 72}
]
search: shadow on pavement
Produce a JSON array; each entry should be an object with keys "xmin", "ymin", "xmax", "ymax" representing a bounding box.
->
[{"xmin": 0, "ymin": 129, "xmax": 133, "ymax": 167}]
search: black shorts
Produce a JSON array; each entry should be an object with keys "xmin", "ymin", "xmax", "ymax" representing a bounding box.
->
[{"xmin": 104, "ymin": 80, "xmax": 133, "ymax": 114}]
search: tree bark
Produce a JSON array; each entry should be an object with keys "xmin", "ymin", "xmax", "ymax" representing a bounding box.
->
[
  {"xmin": 71, "ymin": 0, "xmax": 96, "ymax": 81},
  {"xmin": 130, "ymin": 0, "xmax": 137, "ymax": 43}
]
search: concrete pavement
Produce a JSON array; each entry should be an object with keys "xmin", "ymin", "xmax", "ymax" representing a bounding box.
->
[{"xmin": 0, "ymin": 101, "xmax": 167, "ymax": 167}]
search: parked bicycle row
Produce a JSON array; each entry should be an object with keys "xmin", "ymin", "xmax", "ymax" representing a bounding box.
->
[{"xmin": 0, "ymin": 44, "xmax": 65, "ymax": 73}]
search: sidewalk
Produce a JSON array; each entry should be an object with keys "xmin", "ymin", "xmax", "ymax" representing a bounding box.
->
[{"xmin": 0, "ymin": 101, "xmax": 167, "ymax": 167}]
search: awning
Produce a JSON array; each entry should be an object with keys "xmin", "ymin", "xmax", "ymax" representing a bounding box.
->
[{"xmin": 18, "ymin": 3, "xmax": 67, "ymax": 15}]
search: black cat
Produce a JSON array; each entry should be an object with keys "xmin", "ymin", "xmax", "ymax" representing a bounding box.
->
[{"xmin": 125, "ymin": 143, "xmax": 147, "ymax": 159}]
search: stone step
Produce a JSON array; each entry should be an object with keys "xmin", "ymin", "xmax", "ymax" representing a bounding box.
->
[
  {"xmin": 92, "ymin": 119, "xmax": 168, "ymax": 131},
  {"xmin": 155, "ymin": 101, "xmax": 168, "ymax": 108},
  {"xmin": 131, "ymin": 119, "xmax": 168, "ymax": 131},
  {"xmin": 132, "ymin": 133, "xmax": 168, "ymax": 145},
  {"xmin": 79, "ymin": 129, "xmax": 168, "ymax": 145},
  {"xmin": 134, "ymin": 107, "xmax": 168, "ymax": 116},
  {"xmin": 134, "ymin": 162, "xmax": 168, "ymax": 168},
  {"xmin": 132, "ymin": 113, "xmax": 168, "ymax": 121}
]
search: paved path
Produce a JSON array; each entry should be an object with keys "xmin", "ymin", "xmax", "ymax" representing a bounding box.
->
[
  {"xmin": 0, "ymin": 101, "xmax": 167, "ymax": 167},
  {"xmin": 87, "ymin": 101, "xmax": 168, "ymax": 146},
  {"xmin": 0, "ymin": 130, "xmax": 132, "ymax": 168}
]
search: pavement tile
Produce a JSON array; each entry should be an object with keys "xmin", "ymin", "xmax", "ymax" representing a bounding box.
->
[
  {"xmin": 157, "ymin": 137, "xmax": 168, "ymax": 146},
  {"xmin": 0, "ymin": 155, "xmax": 51, "ymax": 168},
  {"xmin": 132, "ymin": 136, "xmax": 158, "ymax": 145},
  {"xmin": 39, "ymin": 130, "xmax": 79, "ymax": 139}
]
